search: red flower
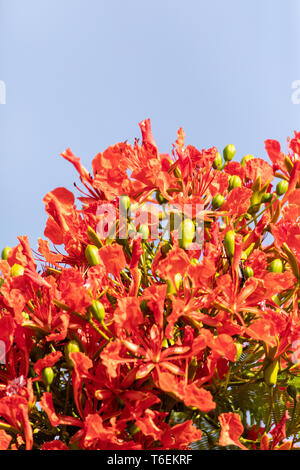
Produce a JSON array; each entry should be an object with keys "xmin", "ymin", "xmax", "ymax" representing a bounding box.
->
[
  {"xmin": 265, "ymin": 139, "xmax": 286, "ymax": 173},
  {"xmin": 222, "ymin": 187, "xmax": 252, "ymax": 219},
  {"xmin": 0, "ymin": 395, "xmax": 33, "ymax": 450},
  {"xmin": 0, "ymin": 429, "xmax": 12, "ymax": 450},
  {"xmin": 289, "ymin": 131, "xmax": 300, "ymax": 156},
  {"xmin": 40, "ymin": 392, "xmax": 82, "ymax": 428},
  {"xmin": 244, "ymin": 157, "xmax": 274, "ymax": 186},
  {"xmin": 157, "ymin": 371, "xmax": 215, "ymax": 412},
  {"xmin": 33, "ymin": 351, "xmax": 62, "ymax": 381},
  {"xmin": 41, "ymin": 440, "xmax": 69, "ymax": 450},
  {"xmin": 1, "ymin": 119, "xmax": 300, "ymax": 450},
  {"xmin": 218, "ymin": 412, "xmax": 247, "ymax": 450},
  {"xmin": 159, "ymin": 420, "xmax": 202, "ymax": 450}
]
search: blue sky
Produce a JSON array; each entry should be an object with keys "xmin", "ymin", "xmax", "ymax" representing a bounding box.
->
[{"xmin": 0, "ymin": 0, "xmax": 300, "ymax": 251}]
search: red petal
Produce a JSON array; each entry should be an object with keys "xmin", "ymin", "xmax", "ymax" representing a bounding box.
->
[
  {"xmin": 41, "ymin": 440, "xmax": 69, "ymax": 450},
  {"xmin": 40, "ymin": 392, "xmax": 82, "ymax": 427},
  {"xmin": 0, "ymin": 429, "xmax": 12, "ymax": 450},
  {"xmin": 34, "ymin": 351, "xmax": 62, "ymax": 378},
  {"xmin": 218, "ymin": 412, "xmax": 248, "ymax": 450},
  {"xmin": 212, "ymin": 334, "xmax": 237, "ymax": 362}
]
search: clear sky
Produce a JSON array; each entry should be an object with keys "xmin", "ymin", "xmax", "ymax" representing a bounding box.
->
[{"xmin": 1, "ymin": 0, "xmax": 300, "ymax": 251}]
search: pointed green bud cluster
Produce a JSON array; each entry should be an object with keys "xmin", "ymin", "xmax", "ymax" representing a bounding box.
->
[{"xmin": 248, "ymin": 176, "xmax": 272, "ymax": 214}]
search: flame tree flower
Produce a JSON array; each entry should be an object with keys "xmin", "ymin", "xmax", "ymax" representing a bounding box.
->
[{"xmin": 0, "ymin": 120, "xmax": 299, "ymax": 450}]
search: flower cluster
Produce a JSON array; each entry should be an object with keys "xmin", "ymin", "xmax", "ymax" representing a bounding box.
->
[{"xmin": 0, "ymin": 120, "xmax": 300, "ymax": 450}]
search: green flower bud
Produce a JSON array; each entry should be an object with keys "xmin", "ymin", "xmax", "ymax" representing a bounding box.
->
[
  {"xmin": 179, "ymin": 218, "xmax": 195, "ymax": 250},
  {"xmin": 87, "ymin": 226, "xmax": 103, "ymax": 248},
  {"xmin": 241, "ymin": 154, "xmax": 254, "ymax": 167},
  {"xmin": 190, "ymin": 258, "xmax": 199, "ymax": 266},
  {"xmin": 64, "ymin": 340, "xmax": 81, "ymax": 368},
  {"xmin": 276, "ymin": 180, "xmax": 288, "ymax": 196},
  {"xmin": 1, "ymin": 247, "xmax": 12, "ymax": 260},
  {"xmin": 243, "ymin": 266, "xmax": 254, "ymax": 279},
  {"xmin": 90, "ymin": 299, "xmax": 105, "ymax": 323},
  {"xmin": 223, "ymin": 144, "xmax": 236, "ymax": 162},
  {"xmin": 85, "ymin": 244, "xmax": 100, "ymax": 266},
  {"xmin": 224, "ymin": 230, "xmax": 235, "ymax": 258},
  {"xmin": 212, "ymin": 152, "xmax": 223, "ymax": 170},
  {"xmin": 11, "ymin": 264, "xmax": 25, "ymax": 277},
  {"xmin": 228, "ymin": 175, "xmax": 242, "ymax": 190},
  {"xmin": 264, "ymin": 360, "xmax": 279, "ymax": 386},
  {"xmin": 261, "ymin": 192, "xmax": 273, "ymax": 203},
  {"xmin": 42, "ymin": 367, "xmax": 55, "ymax": 387},
  {"xmin": 269, "ymin": 258, "xmax": 283, "ymax": 273},
  {"xmin": 119, "ymin": 194, "xmax": 131, "ymax": 215},
  {"xmin": 137, "ymin": 224, "xmax": 149, "ymax": 240},
  {"xmin": 212, "ymin": 194, "xmax": 225, "ymax": 210}
]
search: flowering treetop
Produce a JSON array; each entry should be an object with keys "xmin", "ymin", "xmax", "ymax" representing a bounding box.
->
[{"xmin": 0, "ymin": 120, "xmax": 299, "ymax": 450}]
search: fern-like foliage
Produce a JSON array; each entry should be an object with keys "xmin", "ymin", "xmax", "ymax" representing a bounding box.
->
[{"xmin": 174, "ymin": 342, "xmax": 300, "ymax": 450}]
